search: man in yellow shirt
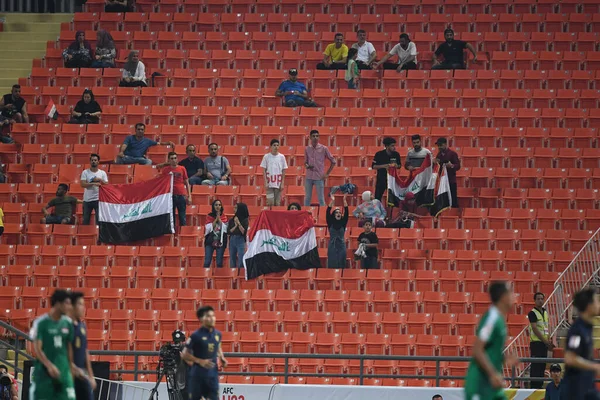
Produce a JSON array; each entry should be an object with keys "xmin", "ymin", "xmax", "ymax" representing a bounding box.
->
[{"xmin": 316, "ymin": 33, "xmax": 348, "ymax": 70}]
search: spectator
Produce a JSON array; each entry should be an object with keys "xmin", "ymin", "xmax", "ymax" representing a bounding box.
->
[
  {"xmin": 387, "ymin": 191, "xmax": 424, "ymax": 228},
  {"xmin": 120, "ymin": 50, "xmax": 147, "ymax": 87},
  {"xmin": 288, "ymin": 203, "xmax": 301, "ymax": 211},
  {"xmin": 105, "ymin": 0, "xmax": 132, "ymax": 12},
  {"xmin": 405, "ymin": 134, "xmax": 431, "ymax": 171},
  {"xmin": 261, "ymin": 139, "xmax": 288, "ymax": 207},
  {"xmin": 351, "ymin": 30, "xmax": 377, "ymax": 70},
  {"xmin": 434, "ymin": 137, "xmax": 461, "ymax": 208},
  {"xmin": 529, "ymin": 292, "xmax": 554, "ymax": 389},
  {"xmin": 0, "ymin": 116, "xmax": 14, "ymax": 143},
  {"xmin": 275, "ymin": 69, "xmax": 317, "ymax": 107},
  {"xmin": 345, "ymin": 48, "xmax": 360, "ymax": 89},
  {"xmin": 0, "ymin": 205, "xmax": 4, "ymax": 238},
  {"xmin": 69, "ymin": 89, "xmax": 102, "ymax": 124},
  {"xmin": 353, "ymin": 190, "xmax": 386, "ymax": 227},
  {"xmin": 327, "ymin": 194, "xmax": 348, "ymax": 269},
  {"xmin": 41, "ymin": 183, "xmax": 79, "ymax": 224},
  {"xmin": 229, "ymin": 202, "xmax": 249, "ymax": 268},
  {"xmin": 0, "ymin": 364, "xmax": 18, "ymax": 400},
  {"xmin": 372, "ymin": 33, "xmax": 418, "ymax": 71},
  {"xmin": 432, "ymin": 395, "xmax": 443, "ymax": 400},
  {"xmin": 0, "ymin": 84, "xmax": 29, "ymax": 124},
  {"xmin": 116, "ymin": 123, "xmax": 174, "ymax": 165},
  {"xmin": 356, "ymin": 220, "xmax": 379, "ymax": 269},
  {"xmin": 63, "ymin": 30, "xmax": 93, "ymax": 68},
  {"xmin": 80, "ymin": 153, "xmax": 108, "ymax": 226},
  {"xmin": 202, "ymin": 143, "xmax": 231, "ymax": 186},
  {"xmin": 178, "ymin": 144, "xmax": 205, "ymax": 186},
  {"xmin": 316, "ymin": 33, "xmax": 348, "ymax": 70},
  {"xmin": 304, "ymin": 129, "xmax": 336, "ymax": 206},
  {"xmin": 204, "ymin": 199, "xmax": 228, "ymax": 268},
  {"xmin": 432, "ymin": 28, "xmax": 477, "ymax": 70},
  {"xmin": 91, "ymin": 29, "xmax": 116, "ymax": 68},
  {"xmin": 160, "ymin": 151, "xmax": 191, "ymax": 227},
  {"xmin": 372, "ymin": 137, "xmax": 401, "ymax": 201},
  {"xmin": 545, "ymin": 364, "xmax": 561, "ymax": 400}
]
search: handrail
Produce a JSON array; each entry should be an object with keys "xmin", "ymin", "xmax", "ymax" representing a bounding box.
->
[{"xmin": 0, "ymin": 319, "xmax": 35, "ymax": 376}]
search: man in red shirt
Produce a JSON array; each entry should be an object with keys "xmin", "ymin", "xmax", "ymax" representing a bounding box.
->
[{"xmin": 160, "ymin": 151, "xmax": 192, "ymax": 227}]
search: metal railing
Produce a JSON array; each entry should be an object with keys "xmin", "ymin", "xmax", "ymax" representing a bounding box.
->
[
  {"xmin": 503, "ymin": 227, "xmax": 600, "ymax": 381},
  {"xmin": 0, "ymin": 318, "xmax": 34, "ymax": 377}
]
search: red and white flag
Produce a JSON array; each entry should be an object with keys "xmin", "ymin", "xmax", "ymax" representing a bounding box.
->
[{"xmin": 44, "ymin": 100, "xmax": 58, "ymax": 120}]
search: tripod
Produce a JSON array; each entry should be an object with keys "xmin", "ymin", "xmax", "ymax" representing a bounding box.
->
[{"xmin": 148, "ymin": 365, "xmax": 185, "ymax": 400}]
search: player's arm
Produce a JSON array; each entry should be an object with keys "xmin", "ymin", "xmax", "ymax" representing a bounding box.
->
[
  {"xmin": 33, "ymin": 339, "xmax": 60, "ymax": 379},
  {"xmin": 68, "ymin": 341, "xmax": 84, "ymax": 379},
  {"xmin": 217, "ymin": 343, "xmax": 227, "ymax": 368},
  {"xmin": 472, "ymin": 336, "xmax": 504, "ymax": 388},
  {"xmin": 86, "ymin": 349, "xmax": 97, "ymax": 389},
  {"xmin": 564, "ymin": 350, "xmax": 600, "ymax": 371}
]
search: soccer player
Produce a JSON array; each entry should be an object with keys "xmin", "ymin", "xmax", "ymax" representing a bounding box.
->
[
  {"xmin": 464, "ymin": 281, "xmax": 517, "ymax": 400},
  {"xmin": 559, "ymin": 287, "xmax": 600, "ymax": 400},
  {"xmin": 182, "ymin": 306, "xmax": 228, "ymax": 400},
  {"xmin": 29, "ymin": 289, "xmax": 76, "ymax": 400},
  {"xmin": 69, "ymin": 291, "xmax": 96, "ymax": 400}
]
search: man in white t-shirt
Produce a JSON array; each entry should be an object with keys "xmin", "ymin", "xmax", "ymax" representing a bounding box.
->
[
  {"xmin": 351, "ymin": 29, "xmax": 377, "ymax": 70},
  {"xmin": 260, "ymin": 138, "xmax": 288, "ymax": 206},
  {"xmin": 80, "ymin": 153, "xmax": 108, "ymax": 225},
  {"xmin": 372, "ymin": 33, "xmax": 418, "ymax": 71}
]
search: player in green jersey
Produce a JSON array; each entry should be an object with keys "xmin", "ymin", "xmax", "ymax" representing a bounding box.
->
[
  {"xmin": 464, "ymin": 281, "xmax": 518, "ymax": 400},
  {"xmin": 29, "ymin": 289, "xmax": 76, "ymax": 400}
]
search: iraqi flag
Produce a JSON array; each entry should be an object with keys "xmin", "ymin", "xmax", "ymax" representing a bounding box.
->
[
  {"xmin": 387, "ymin": 152, "xmax": 435, "ymax": 207},
  {"xmin": 45, "ymin": 100, "xmax": 59, "ymax": 120},
  {"xmin": 429, "ymin": 163, "xmax": 452, "ymax": 217},
  {"xmin": 243, "ymin": 210, "xmax": 320, "ymax": 280},
  {"xmin": 98, "ymin": 174, "xmax": 175, "ymax": 244}
]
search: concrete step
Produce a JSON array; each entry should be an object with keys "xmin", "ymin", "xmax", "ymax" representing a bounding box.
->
[
  {"xmin": 0, "ymin": 41, "xmax": 48, "ymax": 52},
  {"xmin": 0, "ymin": 32, "xmax": 58, "ymax": 42},
  {"xmin": 0, "ymin": 59, "xmax": 33, "ymax": 70},
  {"xmin": 2, "ymin": 21, "xmax": 62, "ymax": 34},
  {"xmin": 0, "ymin": 49, "xmax": 47, "ymax": 59},
  {"xmin": 0, "ymin": 77, "xmax": 25, "ymax": 88},
  {"xmin": 0, "ymin": 13, "xmax": 73, "ymax": 24}
]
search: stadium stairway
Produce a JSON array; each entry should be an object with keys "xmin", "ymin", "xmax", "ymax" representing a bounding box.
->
[{"xmin": 0, "ymin": 13, "xmax": 72, "ymax": 94}]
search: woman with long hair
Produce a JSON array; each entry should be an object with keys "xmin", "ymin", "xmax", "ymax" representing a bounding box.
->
[
  {"xmin": 326, "ymin": 193, "xmax": 349, "ymax": 269},
  {"xmin": 70, "ymin": 89, "xmax": 102, "ymax": 124},
  {"xmin": 229, "ymin": 202, "xmax": 249, "ymax": 268},
  {"xmin": 91, "ymin": 30, "xmax": 116, "ymax": 68},
  {"xmin": 120, "ymin": 50, "xmax": 147, "ymax": 87},
  {"xmin": 63, "ymin": 30, "xmax": 93, "ymax": 68},
  {"xmin": 204, "ymin": 199, "xmax": 228, "ymax": 268}
]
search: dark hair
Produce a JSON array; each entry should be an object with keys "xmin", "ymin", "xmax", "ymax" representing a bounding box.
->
[
  {"xmin": 0, "ymin": 364, "xmax": 7, "ymax": 372},
  {"xmin": 288, "ymin": 202, "xmax": 302, "ymax": 211},
  {"xmin": 209, "ymin": 199, "xmax": 224, "ymax": 218},
  {"xmin": 489, "ymin": 281, "xmax": 510, "ymax": 304},
  {"xmin": 12, "ymin": 84, "xmax": 20, "ymax": 90},
  {"xmin": 382, "ymin": 137, "xmax": 397, "ymax": 147},
  {"xmin": 50, "ymin": 289, "xmax": 71, "ymax": 306},
  {"xmin": 90, "ymin": 153, "xmax": 100, "ymax": 161},
  {"xmin": 310, "ymin": 129, "xmax": 319, "ymax": 136},
  {"xmin": 400, "ymin": 33, "xmax": 410, "ymax": 41},
  {"xmin": 444, "ymin": 28, "xmax": 454, "ymax": 35},
  {"xmin": 208, "ymin": 143, "xmax": 218, "ymax": 149},
  {"xmin": 357, "ymin": 29, "xmax": 366, "ymax": 35},
  {"xmin": 135, "ymin": 122, "xmax": 145, "ymax": 130},
  {"xmin": 347, "ymin": 48, "xmax": 358, "ymax": 60},
  {"xmin": 168, "ymin": 151, "xmax": 177, "ymax": 159},
  {"xmin": 411, "ymin": 134, "xmax": 421, "ymax": 141},
  {"xmin": 196, "ymin": 305, "xmax": 214, "ymax": 320},
  {"xmin": 81, "ymin": 89, "xmax": 95, "ymax": 102},
  {"xmin": 234, "ymin": 202, "xmax": 249, "ymax": 221},
  {"xmin": 534, "ymin": 292, "xmax": 545, "ymax": 301},
  {"xmin": 58, "ymin": 183, "xmax": 69, "ymax": 191},
  {"xmin": 363, "ymin": 220, "xmax": 373, "ymax": 226},
  {"xmin": 70, "ymin": 291, "xmax": 84, "ymax": 305},
  {"xmin": 573, "ymin": 287, "xmax": 596, "ymax": 313},
  {"xmin": 432, "ymin": 395, "xmax": 443, "ymax": 400},
  {"xmin": 270, "ymin": 138, "xmax": 280, "ymax": 146},
  {"xmin": 334, "ymin": 33, "xmax": 343, "ymax": 38},
  {"xmin": 186, "ymin": 144, "xmax": 196, "ymax": 151}
]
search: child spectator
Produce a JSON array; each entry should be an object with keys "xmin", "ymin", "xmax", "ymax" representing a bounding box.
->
[
  {"xmin": 327, "ymin": 194, "xmax": 349, "ymax": 269},
  {"xmin": 356, "ymin": 220, "xmax": 379, "ymax": 269},
  {"xmin": 345, "ymin": 48, "xmax": 360, "ymax": 89}
]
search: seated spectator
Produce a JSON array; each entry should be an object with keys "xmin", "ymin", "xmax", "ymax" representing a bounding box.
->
[
  {"xmin": 105, "ymin": 0, "xmax": 132, "ymax": 12},
  {"xmin": 116, "ymin": 123, "xmax": 174, "ymax": 165},
  {"xmin": 91, "ymin": 30, "xmax": 116, "ymax": 68},
  {"xmin": 351, "ymin": 30, "xmax": 377, "ymax": 70},
  {"xmin": 316, "ymin": 33, "xmax": 348, "ymax": 70},
  {"xmin": 0, "ymin": 116, "xmax": 14, "ymax": 143},
  {"xmin": 275, "ymin": 69, "xmax": 317, "ymax": 107},
  {"xmin": 179, "ymin": 144, "xmax": 205, "ymax": 186},
  {"xmin": 372, "ymin": 33, "xmax": 418, "ymax": 71},
  {"xmin": 345, "ymin": 48, "xmax": 360, "ymax": 89},
  {"xmin": 288, "ymin": 203, "xmax": 302, "ymax": 211},
  {"xmin": 355, "ymin": 220, "xmax": 379, "ymax": 269},
  {"xmin": 120, "ymin": 50, "xmax": 147, "ymax": 87},
  {"xmin": 41, "ymin": 183, "xmax": 79, "ymax": 225},
  {"xmin": 0, "ymin": 84, "xmax": 29, "ymax": 124},
  {"xmin": 63, "ymin": 30, "xmax": 93, "ymax": 68},
  {"xmin": 202, "ymin": 143, "xmax": 232, "ymax": 186},
  {"xmin": 353, "ymin": 190, "xmax": 386, "ymax": 227},
  {"xmin": 69, "ymin": 89, "xmax": 102, "ymax": 124},
  {"xmin": 432, "ymin": 28, "xmax": 477, "ymax": 70}
]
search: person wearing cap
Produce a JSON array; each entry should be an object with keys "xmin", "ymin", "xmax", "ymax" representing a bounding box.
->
[
  {"xmin": 316, "ymin": 33, "xmax": 349, "ymax": 70},
  {"xmin": 372, "ymin": 137, "xmax": 401, "ymax": 202},
  {"xmin": 529, "ymin": 292, "xmax": 555, "ymax": 389},
  {"xmin": 275, "ymin": 69, "xmax": 317, "ymax": 107},
  {"xmin": 434, "ymin": 137, "xmax": 460, "ymax": 208},
  {"xmin": 545, "ymin": 364, "xmax": 562, "ymax": 400},
  {"xmin": 372, "ymin": 33, "xmax": 418, "ymax": 71},
  {"xmin": 351, "ymin": 29, "xmax": 377, "ymax": 70},
  {"xmin": 432, "ymin": 28, "xmax": 477, "ymax": 70}
]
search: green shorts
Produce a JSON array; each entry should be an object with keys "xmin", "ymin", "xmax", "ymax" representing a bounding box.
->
[
  {"xmin": 464, "ymin": 376, "xmax": 506, "ymax": 400},
  {"xmin": 30, "ymin": 373, "xmax": 76, "ymax": 400}
]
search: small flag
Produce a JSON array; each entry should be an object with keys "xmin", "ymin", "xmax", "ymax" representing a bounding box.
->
[
  {"xmin": 430, "ymin": 163, "xmax": 453, "ymax": 217},
  {"xmin": 44, "ymin": 100, "xmax": 58, "ymax": 120}
]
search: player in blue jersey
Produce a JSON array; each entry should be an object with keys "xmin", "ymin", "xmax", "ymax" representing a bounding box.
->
[{"xmin": 69, "ymin": 291, "xmax": 96, "ymax": 400}]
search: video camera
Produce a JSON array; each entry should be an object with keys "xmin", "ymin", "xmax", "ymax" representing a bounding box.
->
[
  {"xmin": 158, "ymin": 330, "xmax": 186, "ymax": 374},
  {"xmin": 0, "ymin": 372, "xmax": 11, "ymax": 387}
]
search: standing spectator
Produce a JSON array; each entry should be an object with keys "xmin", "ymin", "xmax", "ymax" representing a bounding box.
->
[
  {"xmin": 160, "ymin": 152, "xmax": 191, "ymax": 227},
  {"xmin": 345, "ymin": 48, "xmax": 360, "ymax": 89},
  {"xmin": 69, "ymin": 89, "xmax": 102, "ymax": 124},
  {"xmin": 116, "ymin": 123, "xmax": 174, "ymax": 165},
  {"xmin": 434, "ymin": 137, "xmax": 461, "ymax": 208},
  {"xmin": 356, "ymin": 220, "xmax": 379, "ymax": 269},
  {"xmin": 529, "ymin": 292, "xmax": 554, "ymax": 389},
  {"xmin": 351, "ymin": 30, "xmax": 377, "ymax": 70},
  {"xmin": 327, "ymin": 194, "xmax": 349, "ymax": 269},
  {"xmin": 120, "ymin": 50, "xmax": 147, "ymax": 87},
  {"xmin": 545, "ymin": 364, "xmax": 562, "ymax": 400},
  {"xmin": 372, "ymin": 137, "xmax": 401, "ymax": 202},
  {"xmin": 204, "ymin": 200, "xmax": 228, "ymax": 268},
  {"xmin": 372, "ymin": 33, "xmax": 418, "ymax": 71},
  {"xmin": 288, "ymin": 203, "xmax": 301, "ymax": 211},
  {"xmin": 63, "ymin": 31, "xmax": 93, "ymax": 68},
  {"xmin": 261, "ymin": 139, "xmax": 288, "ymax": 207},
  {"xmin": 80, "ymin": 153, "xmax": 108, "ymax": 226},
  {"xmin": 179, "ymin": 144, "xmax": 205, "ymax": 186},
  {"xmin": 229, "ymin": 202, "xmax": 249, "ymax": 268},
  {"xmin": 353, "ymin": 190, "xmax": 386, "ymax": 227},
  {"xmin": 105, "ymin": 0, "xmax": 132, "ymax": 12},
  {"xmin": 405, "ymin": 134, "xmax": 431, "ymax": 171},
  {"xmin": 304, "ymin": 129, "xmax": 336, "ymax": 207},
  {"xmin": 432, "ymin": 28, "xmax": 478, "ymax": 70},
  {"xmin": 275, "ymin": 69, "xmax": 317, "ymax": 107},
  {"xmin": 0, "ymin": 84, "xmax": 29, "ymax": 123},
  {"xmin": 202, "ymin": 143, "xmax": 231, "ymax": 186},
  {"xmin": 91, "ymin": 30, "xmax": 116, "ymax": 68},
  {"xmin": 41, "ymin": 183, "xmax": 79, "ymax": 225},
  {"xmin": 316, "ymin": 33, "xmax": 348, "ymax": 70}
]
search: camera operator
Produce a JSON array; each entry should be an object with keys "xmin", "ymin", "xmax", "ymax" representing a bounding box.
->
[{"xmin": 0, "ymin": 365, "xmax": 18, "ymax": 400}]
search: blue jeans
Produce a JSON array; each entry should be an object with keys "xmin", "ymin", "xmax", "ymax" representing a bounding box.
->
[
  {"xmin": 0, "ymin": 135, "xmax": 15, "ymax": 144},
  {"xmin": 204, "ymin": 244, "xmax": 225, "ymax": 268},
  {"xmin": 82, "ymin": 200, "xmax": 98, "ymax": 225},
  {"xmin": 229, "ymin": 235, "xmax": 246, "ymax": 268},
  {"xmin": 116, "ymin": 155, "xmax": 152, "ymax": 165},
  {"xmin": 44, "ymin": 215, "xmax": 71, "ymax": 224},
  {"xmin": 304, "ymin": 179, "xmax": 326, "ymax": 206},
  {"xmin": 90, "ymin": 60, "xmax": 114, "ymax": 68},
  {"xmin": 189, "ymin": 176, "xmax": 204, "ymax": 186},
  {"xmin": 201, "ymin": 178, "xmax": 229, "ymax": 186},
  {"xmin": 173, "ymin": 194, "xmax": 187, "ymax": 226},
  {"xmin": 347, "ymin": 79, "xmax": 357, "ymax": 89}
]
